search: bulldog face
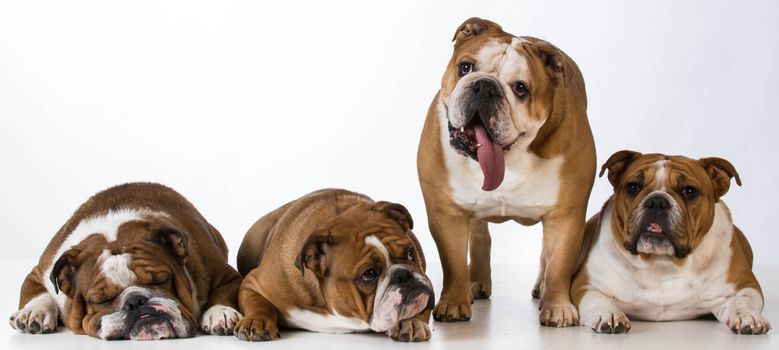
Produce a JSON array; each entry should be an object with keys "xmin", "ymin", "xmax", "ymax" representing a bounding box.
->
[
  {"xmin": 600, "ymin": 151, "xmax": 741, "ymax": 259},
  {"xmin": 439, "ymin": 18, "xmax": 573, "ymax": 191},
  {"xmin": 295, "ymin": 201, "xmax": 434, "ymax": 332},
  {"xmin": 50, "ymin": 214, "xmax": 198, "ymax": 340}
]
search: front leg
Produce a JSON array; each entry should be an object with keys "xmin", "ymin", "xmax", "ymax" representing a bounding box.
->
[
  {"xmin": 427, "ymin": 206, "xmax": 472, "ymax": 322},
  {"xmin": 10, "ymin": 267, "xmax": 59, "ymax": 334},
  {"xmin": 469, "ymin": 219, "xmax": 492, "ymax": 300},
  {"xmin": 234, "ymin": 276, "xmax": 280, "ymax": 341},
  {"xmin": 388, "ymin": 311, "xmax": 431, "ymax": 342},
  {"xmin": 715, "ymin": 288, "xmax": 771, "ymax": 335},
  {"xmin": 577, "ymin": 290, "xmax": 630, "ymax": 334},
  {"xmin": 538, "ymin": 207, "xmax": 585, "ymax": 327},
  {"xmin": 200, "ymin": 269, "xmax": 243, "ymax": 335}
]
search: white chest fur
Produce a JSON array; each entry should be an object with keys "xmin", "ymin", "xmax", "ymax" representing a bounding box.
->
[
  {"xmin": 585, "ymin": 202, "xmax": 737, "ymax": 321},
  {"xmin": 437, "ymin": 104, "xmax": 561, "ymax": 221}
]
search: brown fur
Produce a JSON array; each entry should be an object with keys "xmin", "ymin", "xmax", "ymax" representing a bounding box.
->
[
  {"xmin": 417, "ymin": 17, "xmax": 595, "ymax": 325},
  {"xmin": 16, "ymin": 182, "xmax": 242, "ymax": 337},
  {"xmin": 235, "ymin": 189, "xmax": 430, "ymax": 340}
]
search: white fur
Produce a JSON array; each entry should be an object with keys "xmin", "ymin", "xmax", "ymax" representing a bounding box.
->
[
  {"xmin": 10, "ymin": 293, "xmax": 59, "ymax": 332},
  {"xmin": 200, "ymin": 304, "xmax": 242, "ymax": 334},
  {"xmin": 285, "ymin": 308, "xmax": 370, "ymax": 333},
  {"xmin": 654, "ymin": 160, "xmax": 668, "ymax": 190},
  {"xmin": 364, "ymin": 235, "xmax": 389, "ymax": 261},
  {"xmin": 439, "ymin": 101, "xmax": 561, "ymax": 220},
  {"xmin": 43, "ymin": 208, "xmax": 153, "ymax": 314},
  {"xmin": 580, "ymin": 201, "xmax": 752, "ymax": 324},
  {"xmin": 99, "ymin": 286, "xmax": 191, "ymax": 340},
  {"xmin": 99, "ymin": 250, "xmax": 137, "ymax": 289}
]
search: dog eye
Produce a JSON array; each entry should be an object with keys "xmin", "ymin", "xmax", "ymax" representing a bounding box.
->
[
  {"xmin": 458, "ymin": 62, "xmax": 474, "ymax": 77},
  {"xmin": 680, "ymin": 186, "xmax": 699, "ymax": 200},
  {"xmin": 361, "ymin": 269, "xmax": 380, "ymax": 283},
  {"xmin": 626, "ymin": 182, "xmax": 642, "ymax": 196},
  {"xmin": 513, "ymin": 82, "xmax": 528, "ymax": 97},
  {"xmin": 406, "ymin": 248, "xmax": 415, "ymax": 261}
]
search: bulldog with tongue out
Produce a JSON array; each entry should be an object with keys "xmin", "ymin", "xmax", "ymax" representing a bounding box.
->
[
  {"xmin": 417, "ymin": 17, "xmax": 596, "ymax": 327},
  {"xmin": 571, "ymin": 151, "xmax": 770, "ymax": 334}
]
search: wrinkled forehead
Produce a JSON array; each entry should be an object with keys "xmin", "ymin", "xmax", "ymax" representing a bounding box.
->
[
  {"xmin": 457, "ymin": 36, "xmax": 532, "ymax": 81},
  {"xmin": 624, "ymin": 155, "xmax": 709, "ymax": 187}
]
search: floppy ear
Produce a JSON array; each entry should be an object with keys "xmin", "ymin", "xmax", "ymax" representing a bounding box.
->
[
  {"xmin": 600, "ymin": 150, "xmax": 642, "ymax": 187},
  {"xmin": 529, "ymin": 41, "xmax": 565, "ymax": 86},
  {"xmin": 699, "ymin": 157, "xmax": 742, "ymax": 198},
  {"xmin": 452, "ymin": 17, "xmax": 502, "ymax": 46},
  {"xmin": 374, "ymin": 201, "xmax": 414, "ymax": 231},
  {"xmin": 50, "ymin": 248, "xmax": 80, "ymax": 296},
  {"xmin": 149, "ymin": 221, "xmax": 188, "ymax": 259},
  {"xmin": 295, "ymin": 232, "xmax": 334, "ymax": 277}
]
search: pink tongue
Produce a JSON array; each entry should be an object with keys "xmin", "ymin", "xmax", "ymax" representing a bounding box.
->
[
  {"xmin": 648, "ymin": 223, "xmax": 663, "ymax": 233},
  {"xmin": 473, "ymin": 121, "xmax": 505, "ymax": 191}
]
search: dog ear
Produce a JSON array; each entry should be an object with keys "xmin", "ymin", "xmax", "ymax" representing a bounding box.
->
[
  {"xmin": 529, "ymin": 41, "xmax": 565, "ymax": 87},
  {"xmin": 600, "ymin": 150, "xmax": 643, "ymax": 187},
  {"xmin": 50, "ymin": 248, "xmax": 81, "ymax": 297},
  {"xmin": 452, "ymin": 17, "xmax": 502, "ymax": 46},
  {"xmin": 374, "ymin": 201, "xmax": 414, "ymax": 231},
  {"xmin": 699, "ymin": 157, "xmax": 742, "ymax": 199},
  {"xmin": 295, "ymin": 232, "xmax": 335, "ymax": 277},
  {"xmin": 149, "ymin": 221, "xmax": 188, "ymax": 259}
]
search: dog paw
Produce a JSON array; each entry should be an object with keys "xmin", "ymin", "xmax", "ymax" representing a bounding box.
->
[
  {"xmin": 586, "ymin": 310, "xmax": 631, "ymax": 334},
  {"xmin": 727, "ymin": 309, "xmax": 771, "ymax": 335},
  {"xmin": 9, "ymin": 295, "xmax": 58, "ymax": 334},
  {"xmin": 234, "ymin": 314, "xmax": 280, "ymax": 341},
  {"xmin": 388, "ymin": 318, "xmax": 431, "ymax": 342},
  {"xmin": 433, "ymin": 295, "xmax": 472, "ymax": 322},
  {"xmin": 470, "ymin": 281, "xmax": 492, "ymax": 300},
  {"xmin": 539, "ymin": 302, "xmax": 579, "ymax": 327},
  {"xmin": 200, "ymin": 305, "xmax": 242, "ymax": 335},
  {"xmin": 531, "ymin": 283, "xmax": 543, "ymax": 299}
]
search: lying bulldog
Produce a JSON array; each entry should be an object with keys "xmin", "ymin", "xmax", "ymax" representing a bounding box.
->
[
  {"xmin": 572, "ymin": 151, "xmax": 771, "ymax": 334},
  {"xmin": 9, "ymin": 183, "xmax": 243, "ymax": 340},
  {"xmin": 235, "ymin": 189, "xmax": 434, "ymax": 342},
  {"xmin": 417, "ymin": 17, "xmax": 595, "ymax": 326}
]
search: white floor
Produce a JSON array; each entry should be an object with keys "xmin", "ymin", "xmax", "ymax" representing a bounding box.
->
[{"xmin": 2, "ymin": 258, "xmax": 775, "ymax": 350}]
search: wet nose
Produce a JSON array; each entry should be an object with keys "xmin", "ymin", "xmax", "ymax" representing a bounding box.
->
[
  {"xmin": 124, "ymin": 294, "xmax": 149, "ymax": 312},
  {"xmin": 644, "ymin": 195, "xmax": 671, "ymax": 211},
  {"xmin": 390, "ymin": 268, "xmax": 414, "ymax": 284},
  {"xmin": 472, "ymin": 79, "xmax": 499, "ymax": 98}
]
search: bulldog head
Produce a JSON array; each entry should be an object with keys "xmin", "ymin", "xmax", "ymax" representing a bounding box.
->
[
  {"xmin": 50, "ymin": 212, "xmax": 198, "ymax": 340},
  {"xmin": 600, "ymin": 151, "xmax": 741, "ymax": 259},
  {"xmin": 439, "ymin": 17, "xmax": 585, "ymax": 191},
  {"xmin": 294, "ymin": 201, "xmax": 434, "ymax": 332}
]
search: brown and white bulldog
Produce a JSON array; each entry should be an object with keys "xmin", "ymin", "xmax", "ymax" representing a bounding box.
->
[
  {"xmin": 235, "ymin": 189, "xmax": 434, "ymax": 342},
  {"xmin": 9, "ymin": 183, "xmax": 243, "ymax": 340},
  {"xmin": 572, "ymin": 151, "xmax": 771, "ymax": 334},
  {"xmin": 417, "ymin": 17, "xmax": 595, "ymax": 326}
]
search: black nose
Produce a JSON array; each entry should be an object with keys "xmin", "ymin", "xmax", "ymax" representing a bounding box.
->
[
  {"xmin": 644, "ymin": 195, "xmax": 671, "ymax": 211},
  {"xmin": 124, "ymin": 294, "xmax": 149, "ymax": 312},
  {"xmin": 390, "ymin": 269, "xmax": 414, "ymax": 284},
  {"xmin": 472, "ymin": 79, "xmax": 499, "ymax": 98}
]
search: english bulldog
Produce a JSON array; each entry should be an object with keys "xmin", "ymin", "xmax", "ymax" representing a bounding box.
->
[
  {"xmin": 417, "ymin": 17, "xmax": 595, "ymax": 326},
  {"xmin": 9, "ymin": 183, "xmax": 243, "ymax": 340},
  {"xmin": 571, "ymin": 151, "xmax": 771, "ymax": 334},
  {"xmin": 235, "ymin": 189, "xmax": 434, "ymax": 342}
]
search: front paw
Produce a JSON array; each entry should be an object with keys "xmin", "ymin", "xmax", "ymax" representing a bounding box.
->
[
  {"xmin": 470, "ymin": 281, "xmax": 492, "ymax": 300},
  {"xmin": 9, "ymin": 296, "xmax": 58, "ymax": 334},
  {"xmin": 201, "ymin": 305, "xmax": 242, "ymax": 335},
  {"xmin": 727, "ymin": 309, "xmax": 771, "ymax": 335},
  {"xmin": 433, "ymin": 293, "xmax": 472, "ymax": 322},
  {"xmin": 585, "ymin": 310, "xmax": 631, "ymax": 334},
  {"xmin": 539, "ymin": 301, "xmax": 579, "ymax": 327},
  {"xmin": 234, "ymin": 315, "xmax": 280, "ymax": 341},
  {"xmin": 388, "ymin": 318, "xmax": 431, "ymax": 342}
]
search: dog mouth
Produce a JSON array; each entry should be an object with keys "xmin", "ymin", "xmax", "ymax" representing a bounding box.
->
[
  {"xmin": 448, "ymin": 115, "xmax": 512, "ymax": 191},
  {"xmin": 627, "ymin": 222, "xmax": 677, "ymax": 257}
]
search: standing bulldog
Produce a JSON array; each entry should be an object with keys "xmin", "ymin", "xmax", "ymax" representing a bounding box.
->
[
  {"xmin": 417, "ymin": 17, "xmax": 595, "ymax": 326},
  {"xmin": 235, "ymin": 189, "xmax": 434, "ymax": 342},
  {"xmin": 572, "ymin": 151, "xmax": 770, "ymax": 334},
  {"xmin": 9, "ymin": 183, "xmax": 243, "ymax": 340}
]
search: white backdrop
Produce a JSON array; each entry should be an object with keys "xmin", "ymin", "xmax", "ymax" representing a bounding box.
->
[{"xmin": 1, "ymin": 0, "xmax": 778, "ymax": 267}]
